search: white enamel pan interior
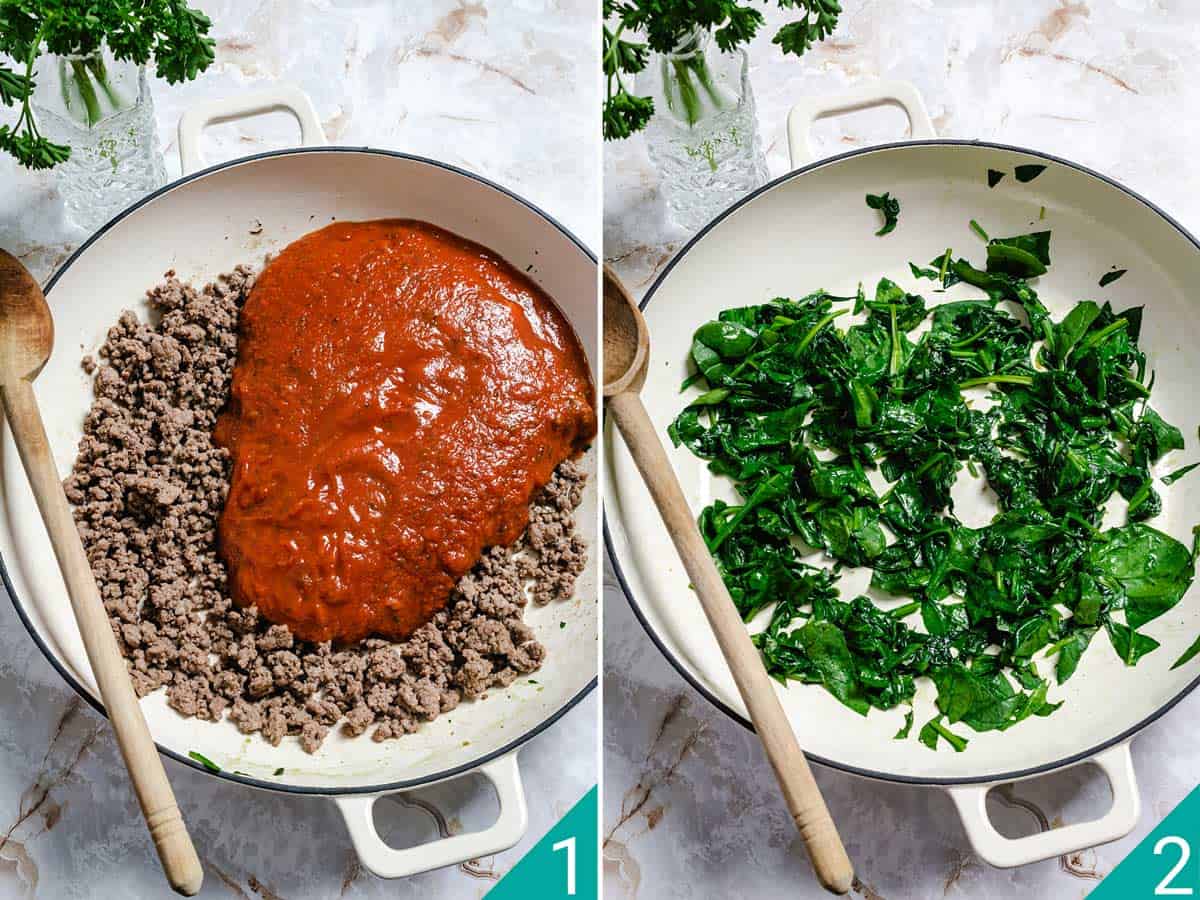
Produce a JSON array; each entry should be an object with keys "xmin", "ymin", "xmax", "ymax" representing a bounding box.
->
[
  {"xmin": 604, "ymin": 82, "xmax": 1200, "ymax": 867},
  {"xmin": 0, "ymin": 87, "xmax": 598, "ymax": 879}
]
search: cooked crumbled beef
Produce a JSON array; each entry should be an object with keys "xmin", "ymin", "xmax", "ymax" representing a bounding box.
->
[{"xmin": 66, "ymin": 269, "xmax": 587, "ymax": 753}]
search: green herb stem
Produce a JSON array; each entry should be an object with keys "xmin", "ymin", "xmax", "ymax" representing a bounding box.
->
[
  {"xmin": 13, "ymin": 24, "xmax": 47, "ymax": 138},
  {"xmin": 69, "ymin": 59, "xmax": 103, "ymax": 126},
  {"xmin": 188, "ymin": 750, "xmax": 220, "ymax": 773},
  {"xmin": 937, "ymin": 248, "xmax": 952, "ymax": 284},
  {"xmin": 958, "ymin": 374, "xmax": 1034, "ymax": 390},
  {"xmin": 1076, "ymin": 318, "xmax": 1128, "ymax": 354},
  {"xmin": 796, "ymin": 308, "xmax": 848, "ymax": 356},
  {"xmin": 85, "ymin": 54, "xmax": 124, "ymax": 109},
  {"xmin": 949, "ymin": 324, "xmax": 992, "ymax": 350},
  {"xmin": 927, "ymin": 718, "xmax": 968, "ymax": 751}
]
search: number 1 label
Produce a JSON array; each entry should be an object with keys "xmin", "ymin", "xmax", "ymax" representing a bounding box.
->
[{"xmin": 553, "ymin": 835, "xmax": 577, "ymax": 896}]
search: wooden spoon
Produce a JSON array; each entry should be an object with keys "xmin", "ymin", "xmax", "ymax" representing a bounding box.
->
[
  {"xmin": 603, "ymin": 265, "xmax": 854, "ymax": 895},
  {"xmin": 0, "ymin": 250, "xmax": 203, "ymax": 896}
]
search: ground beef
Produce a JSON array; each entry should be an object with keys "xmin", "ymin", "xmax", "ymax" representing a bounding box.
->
[{"xmin": 65, "ymin": 269, "xmax": 588, "ymax": 753}]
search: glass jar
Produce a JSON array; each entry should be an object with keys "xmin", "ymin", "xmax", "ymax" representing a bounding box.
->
[
  {"xmin": 32, "ymin": 45, "xmax": 167, "ymax": 232},
  {"xmin": 638, "ymin": 27, "xmax": 769, "ymax": 236}
]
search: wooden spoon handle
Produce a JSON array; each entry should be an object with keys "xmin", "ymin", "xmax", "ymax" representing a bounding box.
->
[
  {"xmin": 0, "ymin": 378, "xmax": 203, "ymax": 897},
  {"xmin": 607, "ymin": 390, "xmax": 854, "ymax": 895}
]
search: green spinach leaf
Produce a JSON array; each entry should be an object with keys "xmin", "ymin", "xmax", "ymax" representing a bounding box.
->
[{"xmin": 866, "ymin": 192, "xmax": 901, "ymax": 236}]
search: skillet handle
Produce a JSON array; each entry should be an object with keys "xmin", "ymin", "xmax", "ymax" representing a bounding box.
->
[
  {"xmin": 947, "ymin": 741, "xmax": 1140, "ymax": 868},
  {"xmin": 177, "ymin": 83, "xmax": 327, "ymax": 176},
  {"xmin": 334, "ymin": 750, "xmax": 528, "ymax": 879},
  {"xmin": 786, "ymin": 81, "xmax": 935, "ymax": 168}
]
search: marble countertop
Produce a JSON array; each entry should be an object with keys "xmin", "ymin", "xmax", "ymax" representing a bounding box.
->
[
  {"xmin": 0, "ymin": 2, "xmax": 596, "ymax": 898},
  {"xmin": 603, "ymin": 2, "xmax": 1200, "ymax": 898}
]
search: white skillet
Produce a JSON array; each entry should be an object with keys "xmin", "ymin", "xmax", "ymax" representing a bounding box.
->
[
  {"xmin": 0, "ymin": 86, "xmax": 599, "ymax": 879},
  {"xmin": 605, "ymin": 82, "xmax": 1200, "ymax": 868}
]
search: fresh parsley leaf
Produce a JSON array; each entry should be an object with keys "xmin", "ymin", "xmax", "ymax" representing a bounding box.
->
[
  {"xmin": 603, "ymin": 1, "xmax": 841, "ymax": 140},
  {"xmin": 0, "ymin": 2, "xmax": 216, "ymax": 168}
]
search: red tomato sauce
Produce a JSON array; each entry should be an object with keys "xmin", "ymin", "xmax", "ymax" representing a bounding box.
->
[{"xmin": 213, "ymin": 220, "xmax": 595, "ymax": 643}]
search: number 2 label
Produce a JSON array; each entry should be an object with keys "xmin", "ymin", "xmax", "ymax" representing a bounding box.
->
[{"xmin": 1156, "ymin": 836, "xmax": 1194, "ymax": 896}]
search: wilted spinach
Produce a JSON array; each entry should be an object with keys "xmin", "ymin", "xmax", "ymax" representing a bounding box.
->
[
  {"xmin": 866, "ymin": 192, "xmax": 900, "ymax": 236},
  {"xmin": 1015, "ymin": 164, "xmax": 1047, "ymax": 183},
  {"xmin": 672, "ymin": 227, "xmax": 1199, "ymax": 749}
]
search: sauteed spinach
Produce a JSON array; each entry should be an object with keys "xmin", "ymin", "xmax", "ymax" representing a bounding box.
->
[
  {"xmin": 670, "ymin": 228, "xmax": 1200, "ymax": 750},
  {"xmin": 865, "ymin": 192, "xmax": 900, "ymax": 236}
]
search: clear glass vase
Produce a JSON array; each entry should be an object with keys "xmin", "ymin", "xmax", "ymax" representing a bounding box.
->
[
  {"xmin": 638, "ymin": 28, "xmax": 769, "ymax": 236},
  {"xmin": 32, "ymin": 46, "xmax": 167, "ymax": 232}
]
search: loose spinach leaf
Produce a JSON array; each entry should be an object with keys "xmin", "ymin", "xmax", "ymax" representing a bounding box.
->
[
  {"xmin": 1099, "ymin": 269, "xmax": 1127, "ymax": 288},
  {"xmin": 795, "ymin": 620, "xmax": 871, "ymax": 715},
  {"xmin": 1051, "ymin": 627, "xmax": 1097, "ymax": 683},
  {"xmin": 919, "ymin": 716, "xmax": 968, "ymax": 752},
  {"xmin": 987, "ymin": 231, "xmax": 1051, "ymax": 278},
  {"xmin": 987, "ymin": 169, "xmax": 1005, "ymax": 188},
  {"xmin": 1105, "ymin": 618, "xmax": 1161, "ymax": 665},
  {"xmin": 1134, "ymin": 407, "xmax": 1185, "ymax": 464},
  {"xmin": 1093, "ymin": 524, "xmax": 1194, "ymax": 629},
  {"xmin": 1163, "ymin": 462, "xmax": 1200, "ymax": 485},
  {"xmin": 894, "ymin": 709, "xmax": 914, "ymax": 739},
  {"xmin": 1015, "ymin": 164, "xmax": 1047, "ymax": 183},
  {"xmin": 1172, "ymin": 633, "xmax": 1200, "ymax": 670},
  {"xmin": 866, "ymin": 192, "xmax": 901, "ymax": 236},
  {"xmin": 188, "ymin": 751, "xmax": 220, "ymax": 773}
]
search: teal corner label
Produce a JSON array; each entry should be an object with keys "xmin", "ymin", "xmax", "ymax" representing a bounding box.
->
[
  {"xmin": 1091, "ymin": 784, "xmax": 1200, "ymax": 897},
  {"xmin": 488, "ymin": 786, "xmax": 597, "ymax": 899}
]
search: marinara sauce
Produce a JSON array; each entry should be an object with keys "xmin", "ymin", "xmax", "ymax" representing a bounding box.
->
[{"xmin": 213, "ymin": 220, "xmax": 595, "ymax": 643}]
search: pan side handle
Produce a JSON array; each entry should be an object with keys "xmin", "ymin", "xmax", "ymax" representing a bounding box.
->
[
  {"xmin": 786, "ymin": 81, "xmax": 935, "ymax": 169},
  {"xmin": 177, "ymin": 84, "xmax": 327, "ymax": 176},
  {"xmin": 947, "ymin": 741, "xmax": 1141, "ymax": 868},
  {"xmin": 333, "ymin": 750, "xmax": 529, "ymax": 879}
]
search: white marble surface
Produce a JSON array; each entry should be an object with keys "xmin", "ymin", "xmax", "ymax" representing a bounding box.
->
[
  {"xmin": 604, "ymin": 2, "xmax": 1200, "ymax": 898},
  {"xmin": 0, "ymin": 2, "xmax": 597, "ymax": 898}
]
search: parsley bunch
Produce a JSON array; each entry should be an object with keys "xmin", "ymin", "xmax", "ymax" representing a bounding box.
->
[
  {"xmin": 603, "ymin": 0, "xmax": 841, "ymax": 140},
  {"xmin": 0, "ymin": 1, "xmax": 216, "ymax": 169}
]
